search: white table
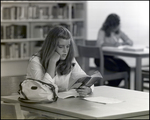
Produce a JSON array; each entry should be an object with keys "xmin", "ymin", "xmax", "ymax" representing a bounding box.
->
[{"xmin": 1, "ymin": 86, "xmax": 149, "ymax": 119}]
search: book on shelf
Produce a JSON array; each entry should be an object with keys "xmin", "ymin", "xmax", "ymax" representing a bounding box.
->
[
  {"xmin": 21, "ymin": 42, "xmax": 29, "ymax": 58},
  {"xmin": 39, "ymin": 6, "xmax": 49, "ymax": 19},
  {"xmin": 32, "ymin": 5, "xmax": 40, "ymax": 19},
  {"xmin": 1, "ymin": 26, "xmax": 4, "ymax": 39},
  {"xmin": 74, "ymin": 3, "xmax": 84, "ymax": 18},
  {"xmin": 19, "ymin": 6, "xmax": 28, "ymax": 20},
  {"xmin": 6, "ymin": 25, "xmax": 11, "ymax": 39},
  {"xmin": 58, "ymin": 71, "xmax": 103, "ymax": 99},
  {"xmin": 52, "ymin": 5, "xmax": 58, "ymax": 19},
  {"xmin": 1, "ymin": 43, "xmax": 6, "ymax": 59},
  {"xmin": 2, "ymin": 7, "xmax": 11, "ymax": 20}
]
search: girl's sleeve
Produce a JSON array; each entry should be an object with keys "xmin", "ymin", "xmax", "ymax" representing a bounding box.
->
[
  {"xmin": 71, "ymin": 58, "xmax": 94, "ymax": 92},
  {"xmin": 96, "ymin": 29, "xmax": 105, "ymax": 46},
  {"xmin": 120, "ymin": 30, "xmax": 133, "ymax": 46},
  {"xmin": 26, "ymin": 60, "xmax": 58, "ymax": 91}
]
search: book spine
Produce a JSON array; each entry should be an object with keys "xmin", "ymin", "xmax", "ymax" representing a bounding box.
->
[
  {"xmin": 5, "ymin": 43, "xmax": 10, "ymax": 59},
  {"xmin": 10, "ymin": 25, "xmax": 14, "ymax": 39},
  {"xmin": 1, "ymin": 43, "xmax": 6, "ymax": 59},
  {"xmin": 20, "ymin": 42, "xmax": 24, "ymax": 58},
  {"xmin": 1, "ymin": 26, "xmax": 4, "ymax": 39},
  {"xmin": 28, "ymin": 6, "xmax": 33, "ymax": 19},
  {"xmin": 6, "ymin": 25, "xmax": 11, "ymax": 39},
  {"xmin": 11, "ymin": 6, "xmax": 15, "ymax": 20},
  {"xmin": 14, "ymin": 43, "xmax": 19, "ymax": 58}
]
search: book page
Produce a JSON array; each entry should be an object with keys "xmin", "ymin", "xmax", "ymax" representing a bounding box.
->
[
  {"xmin": 68, "ymin": 73, "xmax": 89, "ymax": 90},
  {"xmin": 85, "ymin": 71, "xmax": 103, "ymax": 87},
  {"xmin": 70, "ymin": 76, "xmax": 91, "ymax": 89},
  {"xmin": 83, "ymin": 96, "xmax": 124, "ymax": 104},
  {"xmin": 57, "ymin": 89, "xmax": 79, "ymax": 99},
  {"xmin": 69, "ymin": 71, "xmax": 103, "ymax": 89}
]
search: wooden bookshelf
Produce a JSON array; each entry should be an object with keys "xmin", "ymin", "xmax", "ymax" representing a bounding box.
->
[{"xmin": 1, "ymin": 1, "xmax": 87, "ymax": 76}]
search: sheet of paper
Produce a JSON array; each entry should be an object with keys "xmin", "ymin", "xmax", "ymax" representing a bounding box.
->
[{"xmin": 83, "ymin": 96, "xmax": 124, "ymax": 104}]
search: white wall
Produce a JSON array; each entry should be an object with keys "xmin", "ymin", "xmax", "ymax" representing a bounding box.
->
[{"xmin": 86, "ymin": 1, "xmax": 149, "ymax": 46}]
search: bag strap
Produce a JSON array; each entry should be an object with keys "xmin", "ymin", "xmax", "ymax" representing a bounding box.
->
[{"xmin": 18, "ymin": 78, "xmax": 58, "ymax": 103}]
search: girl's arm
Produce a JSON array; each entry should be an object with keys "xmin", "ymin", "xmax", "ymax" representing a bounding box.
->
[
  {"xmin": 26, "ymin": 57, "xmax": 59, "ymax": 92},
  {"xmin": 120, "ymin": 30, "xmax": 133, "ymax": 46}
]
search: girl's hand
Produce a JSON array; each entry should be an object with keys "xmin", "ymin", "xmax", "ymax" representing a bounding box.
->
[
  {"xmin": 50, "ymin": 51, "xmax": 60, "ymax": 63},
  {"xmin": 76, "ymin": 86, "xmax": 92, "ymax": 97},
  {"xmin": 114, "ymin": 42, "xmax": 122, "ymax": 47}
]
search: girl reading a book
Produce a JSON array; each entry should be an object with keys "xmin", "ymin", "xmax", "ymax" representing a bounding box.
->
[
  {"xmin": 26, "ymin": 25, "xmax": 94, "ymax": 97},
  {"xmin": 95, "ymin": 13, "xmax": 133, "ymax": 87}
]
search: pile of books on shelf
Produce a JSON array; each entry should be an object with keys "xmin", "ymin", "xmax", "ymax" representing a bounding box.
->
[
  {"xmin": 1, "ymin": 42, "xmax": 29, "ymax": 59},
  {"xmin": 2, "ymin": 3, "xmax": 69, "ymax": 20},
  {"xmin": 1, "ymin": 25, "xmax": 27, "ymax": 39}
]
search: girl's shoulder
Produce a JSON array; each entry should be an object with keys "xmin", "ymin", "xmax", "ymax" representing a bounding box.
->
[{"xmin": 29, "ymin": 55, "xmax": 40, "ymax": 63}]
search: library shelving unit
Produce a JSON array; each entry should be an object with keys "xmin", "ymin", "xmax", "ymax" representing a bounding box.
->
[{"xmin": 1, "ymin": 1, "xmax": 87, "ymax": 77}]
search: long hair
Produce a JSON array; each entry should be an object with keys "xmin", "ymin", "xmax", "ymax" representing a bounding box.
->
[
  {"xmin": 101, "ymin": 13, "xmax": 120, "ymax": 37},
  {"xmin": 35, "ymin": 25, "xmax": 74, "ymax": 75}
]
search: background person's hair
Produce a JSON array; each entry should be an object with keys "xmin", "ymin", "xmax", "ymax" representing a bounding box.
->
[
  {"xmin": 101, "ymin": 13, "xmax": 120, "ymax": 37},
  {"xmin": 38, "ymin": 25, "xmax": 74, "ymax": 75}
]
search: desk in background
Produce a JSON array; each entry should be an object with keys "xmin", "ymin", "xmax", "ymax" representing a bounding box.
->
[
  {"xmin": 102, "ymin": 47, "xmax": 149, "ymax": 91},
  {"xmin": 1, "ymin": 86, "xmax": 149, "ymax": 119}
]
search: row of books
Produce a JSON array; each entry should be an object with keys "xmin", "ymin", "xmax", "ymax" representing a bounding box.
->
[
  {"xmin": 1, "ymin": 25, "xmax": 27, "ymax": 39},
  {"xmin": 2, "ymin": 4, "xmax": 69, "ymax": 20},
  {"xmin": 1, "ymin": 42, "xmax": 29, "ymax": 59},
  {"xmin": 33, "ymin": 23, "xmax": 70, "ymax": 38}
]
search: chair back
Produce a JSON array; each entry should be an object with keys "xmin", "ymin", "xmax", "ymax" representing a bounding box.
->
[
  {"xmin": 77, "ymin": 44, "xmax": 104, "ymax": 76},
  {"xmin": 85, "ymin": 40, "xmax": 97, "ymax": 46},
  {"xmin": 1, "ymin": 102, "xmax": 24, "ymax": 119}
]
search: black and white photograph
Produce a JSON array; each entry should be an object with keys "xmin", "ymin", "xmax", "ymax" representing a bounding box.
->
[{"xmin": 1, "ymin": 1, "xmax": 149, "ymax": 119}]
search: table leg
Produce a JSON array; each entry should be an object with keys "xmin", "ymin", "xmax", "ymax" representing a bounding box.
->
[{"xmin": 135, "ymin": 57, "xmax": 142, "ymax": 91}]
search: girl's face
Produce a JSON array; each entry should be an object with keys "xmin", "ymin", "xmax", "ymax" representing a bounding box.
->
[{"xmin": 56, "ymin": 38, "xmax": 70, "ymax": 60}]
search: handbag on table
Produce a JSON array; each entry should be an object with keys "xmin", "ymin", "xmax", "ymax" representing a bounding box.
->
[{"xmin": 18, "ymin": 78, "xmax": 58, "ymax": 103}]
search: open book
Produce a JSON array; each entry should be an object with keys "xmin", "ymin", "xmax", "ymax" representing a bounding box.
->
[
  {"xmin": 57, "ymin": 71, "xmax": 103, "ymax": 99},
  {"xmin": 68, "ymin": 71, "xmax": 103, "ymax": 90}
]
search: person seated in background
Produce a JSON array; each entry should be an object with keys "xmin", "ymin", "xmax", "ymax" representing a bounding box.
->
[{"xmin": 95, "ymin": 13, "xmax": 133, "ymax": 87}]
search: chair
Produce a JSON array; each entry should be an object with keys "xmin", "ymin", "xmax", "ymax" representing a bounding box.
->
[
  {"xmin": 77, "ymin": 43, "xmax": 129, "ymax": 88},
  {"xmin": 1, "ymin": 102, "xmax": 25, "ymax": 119},
  {"xmin": 142, "ymin": 66, "xmax": 149, "ymax": 91},
  {"xmin": 85, "ymin": 40, "xmax": 97, "ymax": 46}
]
